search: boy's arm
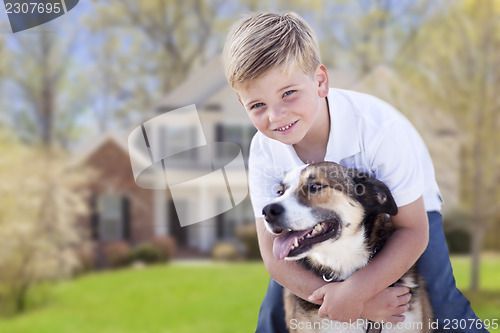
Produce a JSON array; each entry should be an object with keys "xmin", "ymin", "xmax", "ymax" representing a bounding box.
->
[
  {"xmin": 310, "ymin": 196, "xmax": 429, "ymax": 321},
  {"xmin": 256, "ymin": 216, "xmax": 327, "ymax": 301}
]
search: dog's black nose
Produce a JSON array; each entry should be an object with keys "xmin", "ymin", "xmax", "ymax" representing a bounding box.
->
[{"xmin": 262, "ymin": 203, "xmax": 284, "ymax": 223}]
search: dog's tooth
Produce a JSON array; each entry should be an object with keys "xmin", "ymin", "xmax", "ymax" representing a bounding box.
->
[
  {"xmin": 312, "ymin": 225, "xmax": 321, "ymax": 236},
  {"xmin": 294, "ymin": 238, "xmax": 299, "ymax": 247}
]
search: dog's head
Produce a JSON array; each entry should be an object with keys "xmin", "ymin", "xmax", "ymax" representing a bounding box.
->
[{"xmin": 262, "ymin": 162, "xmax": 397, "ymax": 260}]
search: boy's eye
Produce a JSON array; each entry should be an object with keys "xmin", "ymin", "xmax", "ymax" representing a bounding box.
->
[
  {"xmin": 283, "ymin": 90, "xmax": 296, "ymax": 97},
  {"xmin": 251, "ymin": 102, "xmax": 265, "ymax": 110}
]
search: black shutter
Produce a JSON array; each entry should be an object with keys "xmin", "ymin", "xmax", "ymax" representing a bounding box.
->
[
  {"xmin": 90, "ymin": 194, "xmax": 99, "ymax": 240},
  {"xmin": 215, "ymin": 123, "xmax": 224, "ymax": 141},
  {"xmin": 122, "ymin": 196, "xmax": 130, "ymax": 241}
]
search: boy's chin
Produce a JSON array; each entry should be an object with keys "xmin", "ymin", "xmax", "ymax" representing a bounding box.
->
[{"xmin": 268, "ymin": 131, "xmax": 305, "ymax": 146}]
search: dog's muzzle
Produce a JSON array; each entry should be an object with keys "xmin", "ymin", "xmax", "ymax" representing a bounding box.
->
[{"xmin": 262, "ymin": 203, "xmax": 286, "ymax": 234}]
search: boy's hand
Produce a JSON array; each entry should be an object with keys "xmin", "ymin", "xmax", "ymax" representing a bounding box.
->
[
  {"xmin": 309, "ymin": 284, "xmax": 412, "ymax": 324},
  {"xmin": 308, "ymin": 282, "xmax": 366, "ymax": 322},
  {"xmin": 361, "ymin": 286, "xmax": 411, "ymax": 323}
]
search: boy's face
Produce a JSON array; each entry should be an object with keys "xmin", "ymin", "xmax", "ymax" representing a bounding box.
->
[{"xmin": 236, "ymin": 65, "xmax": 329, "ymax": 146}]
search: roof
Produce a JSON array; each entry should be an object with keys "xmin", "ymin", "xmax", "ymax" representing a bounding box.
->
[
  {"xmin": 72, "ymin": 132, "xmax": 129, "ymax": 167},
  {"xmin": 158, "ymin": 57, "xmax": 228, "ymax": 111},
  {"xmin": 346, "ymin": 64, "xmax": 459, "ymax": 137}
]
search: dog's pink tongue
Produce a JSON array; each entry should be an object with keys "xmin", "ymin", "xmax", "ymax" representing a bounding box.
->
[{"xmin": 273, "ymin": 230, "xmax": 310, "ymax": 260}]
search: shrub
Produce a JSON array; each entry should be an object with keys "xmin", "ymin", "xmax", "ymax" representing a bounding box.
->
[
  {"xmin": 131, "ymin": 243, "xmax": 161, "ymax": 264},
  {"xmin": 236, "ymin": 224, "xmax": 261, "ymax": 260},
  {"xmin": 151, "ymin": 236, "xmax": 177, "ymax": 262},
  {"xmin": 104, "ymin": 241, "xmax": 132, "ymax": 268},
  {"xmin": 74, "ymin": 244, "xmax": 96, "ymax": 274},
  {"xmin": 445, "ymin": 229, "xmax": 471, "ymax": 254},
  {"xmin": 211, "ymin": 242, "xmax": 241, "ymax": 261},
  {"xmin": 443, "ymin": 211, "xmax": 472, "ymax": 254}
]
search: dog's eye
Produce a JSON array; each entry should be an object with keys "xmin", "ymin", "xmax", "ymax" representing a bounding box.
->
[
  {"xmin": 308, "ymin": 183, "xmax": 327, "ymax": 194},
  {"xmin": 277, "ymin": 188, "xmax": 285, "ymax": 196}
]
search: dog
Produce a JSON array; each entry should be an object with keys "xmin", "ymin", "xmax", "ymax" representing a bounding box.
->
[{"xmin": 262, "ymin": 162, "xmax": 433, "ymax": 333}]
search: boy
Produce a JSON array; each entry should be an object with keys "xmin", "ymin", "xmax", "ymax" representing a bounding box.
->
[{"xmin": 223, "ymin": 12, "xmax": 486, "ymax": 332}]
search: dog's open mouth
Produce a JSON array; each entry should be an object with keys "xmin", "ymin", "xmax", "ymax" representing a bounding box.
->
[{"xmin": 273, "ymin": 221, "xmax": 339, "ymax": 259}]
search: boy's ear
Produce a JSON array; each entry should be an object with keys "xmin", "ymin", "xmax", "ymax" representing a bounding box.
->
[{"xmin": 315, "ymin": 64, "xmax": 329, "ymax": 98}]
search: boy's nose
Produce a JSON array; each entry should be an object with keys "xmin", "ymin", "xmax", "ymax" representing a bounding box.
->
[{"xmin": 268, "ymin": 105, "xmax": 287, "ymax": 123}]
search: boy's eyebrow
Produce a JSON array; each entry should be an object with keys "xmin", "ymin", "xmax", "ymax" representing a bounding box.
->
[
  {"xmin": 278, "ymin": 84, "xmax": 297, "ymax": 93},
  {"xmin": 244, "ymin": 99, "xmax": 260, "ymax": 108}
]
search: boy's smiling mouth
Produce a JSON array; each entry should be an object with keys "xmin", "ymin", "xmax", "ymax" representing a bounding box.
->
[{"xmin": 273, "ymin": 120, "xmax": 298, "ymax": 132}]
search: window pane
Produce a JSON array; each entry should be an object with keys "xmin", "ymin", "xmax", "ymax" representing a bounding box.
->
[{"xmin": 97, "ymin": 195, "xmax": 124, "ymax": 241}]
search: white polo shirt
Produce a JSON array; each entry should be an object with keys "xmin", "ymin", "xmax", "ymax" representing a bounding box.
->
[{"xmin": 248, "ymin": 88, "xmax": 442, "ymax": 218}]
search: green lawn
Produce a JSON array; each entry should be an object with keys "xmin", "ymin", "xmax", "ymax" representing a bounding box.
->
[
  {"xmin": 451, "ymin": 255, "xmax": 500, "ymax": 323},
  {"xmin": 0, "ymin": 257, "xmax": 498, "ymax": 333},
  {"xmin": 0, "ymin": 262, "xmax": 269, "ymax": 333}
]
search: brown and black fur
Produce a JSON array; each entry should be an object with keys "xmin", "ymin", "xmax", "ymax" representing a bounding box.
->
[{"xmin": 263, "ymin": 162, "xmax": 433, "ymax": 333}]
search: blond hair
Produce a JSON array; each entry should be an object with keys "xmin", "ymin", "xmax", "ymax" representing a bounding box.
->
[{"xmin": 223, "ymin": 12, "xmax": 321, "ymax": 90}]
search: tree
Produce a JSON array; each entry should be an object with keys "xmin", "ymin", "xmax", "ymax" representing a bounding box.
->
[
  {"xmin": 315, "ymin": 0, "xmax": 436, "ymax": 73},
  {"xmin": 82, "ymin": 0, "xmax": 227, "ymax": 127},
  {"xmin": 399, "ymin": 0, "xmax": 500, "ymax": 291},
  {"xmin": 0, "ymin": 128, "xmax": 90, "ymax": 314},
  {"xmin": 2, "ymin": 27, "xmax": 89, "ymax": 148}
]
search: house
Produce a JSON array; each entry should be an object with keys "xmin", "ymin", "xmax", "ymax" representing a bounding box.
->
[
  {"xmin": 78, "ymin": 58, "xmax": 460, "ymax": 263},
  {"xmin": 334, "ymin": 65, "xmax": 461, "ymax": 211},
  {"xmin": 78, "ymin": 57, "xmax": 256, "ymax": 261}
]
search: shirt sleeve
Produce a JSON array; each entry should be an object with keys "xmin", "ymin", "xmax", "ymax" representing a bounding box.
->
[
  {"xmin": 368, "ymin": 120, "xmax": 425, "ymax": 208},
  {"xmin": 248, "ymin": 134, "xmax": 282, "ymax": 218}
]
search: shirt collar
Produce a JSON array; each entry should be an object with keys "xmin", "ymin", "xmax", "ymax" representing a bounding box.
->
[{"xmin": 325, "ymin": 89, "xmax": 361, "ymax": 162}]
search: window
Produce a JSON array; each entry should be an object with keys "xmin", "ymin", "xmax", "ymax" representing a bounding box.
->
[
  {"xmin": 95, "ymin": 194, "xmax": 130, "ymax": 241},
  {"xmin": 161, "ymin": 125, "xmax": 199, "ymax": 167},
  {"xmin": 215, "ymin": 124, "xmax": 257, "ymax": 162},
  {"xmin": 216, "ymin": 198, "xmax": 254, "ymax": 240}
]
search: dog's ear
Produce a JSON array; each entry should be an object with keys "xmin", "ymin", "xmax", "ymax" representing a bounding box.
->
[{"xmin": 350, "ymin": 170, "xmax": 398, "ymax": 216}]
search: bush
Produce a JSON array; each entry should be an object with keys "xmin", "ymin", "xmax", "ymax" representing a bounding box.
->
[
  {"xmin": 103, "ymin": 242, "xmax": 132, "ymax": 268},
  {"xmin": 445, "ymin": 229, "xmax": 471, "ymax": 254},
  {"xmin": 211, "ymin": 242, "xmax": 241, "ymax": 261},
  {"xmin": 443, "ymin": 211, "xmax": 472, "ymax": 254},
  {"xmin": 151, "ymin": 236, "xmax": 177, "ymax": 262},
  {"xmin": 131, "ymin": 243, "xmax": 161, "ymax": 264},
  {"xmin": 236, "ymin": 224, "xmax": 261, "ymax": 260},
  {"xmin": 74, "ymin": 244, "xmax": 96, "ymax": 274}
]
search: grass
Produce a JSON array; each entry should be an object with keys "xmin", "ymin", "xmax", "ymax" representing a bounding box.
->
[
  {"xmin": 0, "ymin": 262, "xmax": 270, "ymax": 333},
  {"xmin": 452, "ymin": 254, "xmax": 500, "ymax": 323},
  {"xmin": 0, "ymin": 256, "xmax": 498, "ymax": 333}
]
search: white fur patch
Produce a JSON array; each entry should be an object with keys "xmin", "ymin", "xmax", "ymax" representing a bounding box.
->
[
  {"xmin": 269, "ymin": 164, "xmax": 319, "ymax": 230},
  {"xmin": 308, "ymin": 227, "xmax": 369, "ymax": 280}
]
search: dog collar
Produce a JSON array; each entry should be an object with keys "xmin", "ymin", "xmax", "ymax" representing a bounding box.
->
[
  {"xmin": 322, "ymin": 248, "xmax": 377, "ymax": 283},
  {"xmin": 322, "ymin": 272, "xmax": 343, "ymax": 283}
]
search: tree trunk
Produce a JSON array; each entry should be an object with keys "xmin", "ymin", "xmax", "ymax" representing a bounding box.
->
[
  {"xmin": 470, "ymin": 91, "xmax": 485, "ymax": 291},
  {"xmin": 14, "ymin": 283, "xmax": 29, "ymax": 313},
  {"xmin": 470, "ymin": 224, "xmax": 484, "ymax": 291}
]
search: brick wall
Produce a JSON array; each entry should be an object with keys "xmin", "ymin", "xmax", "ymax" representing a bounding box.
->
[{"xmin": 79, "ymin": 138, "xmax": 155, "ymax": 245}]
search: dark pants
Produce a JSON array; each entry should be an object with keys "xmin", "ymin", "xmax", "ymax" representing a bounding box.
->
[{"xmin": 255, "ymin": 211, "xmax": 488, "ymax": 332}]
